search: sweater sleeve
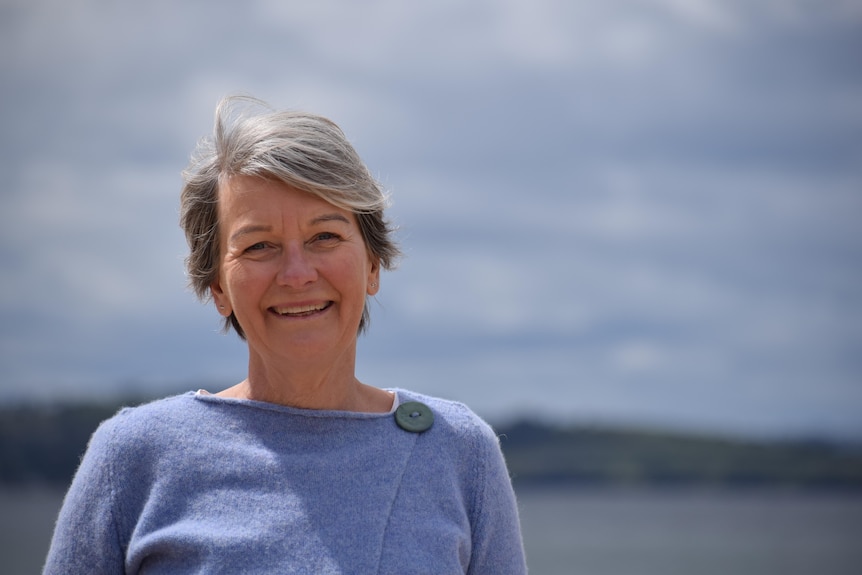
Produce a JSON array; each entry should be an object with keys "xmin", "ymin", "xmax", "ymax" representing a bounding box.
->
[
  {"xmin": 467, "ymin": 421, "xmax": 528, "ymax": 575},
  {"xmin": 43, "ymin": 415, "xmax": 126, "ymax": 574}
]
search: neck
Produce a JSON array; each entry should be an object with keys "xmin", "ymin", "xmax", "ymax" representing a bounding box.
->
[{"xmin": 217, "ymin": 348, "xmax": 391, "ymax": 413}]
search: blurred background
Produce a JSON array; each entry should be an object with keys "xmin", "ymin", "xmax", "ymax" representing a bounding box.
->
[{"xmin": 2, "ymin": 1, "xmax": 861, "ymax": 573}]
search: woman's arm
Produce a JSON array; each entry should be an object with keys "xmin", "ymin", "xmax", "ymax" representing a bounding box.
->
[
  {"xmin": 43, "ymin": 418, "xmax": 126, "ymax": 574},
  {"xmin": 468, "ymin": 422, "xmax": 528, "ymax": 575}
]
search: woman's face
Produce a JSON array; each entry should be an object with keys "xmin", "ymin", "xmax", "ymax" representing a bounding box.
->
[{"xmin": 211, "ymin": 175, "xmax": 380, "ymax": 366}]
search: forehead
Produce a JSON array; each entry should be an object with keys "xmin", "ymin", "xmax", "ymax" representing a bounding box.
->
[{"xmin": 219, "ymin": 175, "xmax": 353, "ymax": 221}]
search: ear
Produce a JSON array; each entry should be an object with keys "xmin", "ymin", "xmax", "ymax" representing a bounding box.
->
[
  {"xmin": 210, "ymin": 279, "xmax": 232, "ymax": 317},
  {"xmin": 367, "ymin": 256, "xmax": 381, "ymax": 296}
]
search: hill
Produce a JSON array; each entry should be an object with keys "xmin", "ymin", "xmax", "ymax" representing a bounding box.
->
[{"xmin": 499, "ymin": 419, "xmax": 862, "ymax": 490}]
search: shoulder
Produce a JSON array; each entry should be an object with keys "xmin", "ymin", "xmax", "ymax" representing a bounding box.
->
[
  {"xmin": 87, "ymin": 392, "xmax": 205, "ymax": 467},
  {"xmin": 393, "ymin": 389, "xmax": 501, "ymax": 452},
  {"xmin": 395, "ymin": 389, "xmax": 491, "ymax": 427},
  {"xmin": 98, "ymin": 392, "xmax": 203, "ymax": 437}
]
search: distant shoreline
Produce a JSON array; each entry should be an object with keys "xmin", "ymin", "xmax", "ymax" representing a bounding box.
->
[{"xmin": 2, "ymin": 398, "xmax": 861, "ymax": 490}]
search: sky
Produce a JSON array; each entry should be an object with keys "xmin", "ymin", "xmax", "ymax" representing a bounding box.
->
[{"xmin": 2, "ymin": 0, "xmax": 861, "ymax": 439}]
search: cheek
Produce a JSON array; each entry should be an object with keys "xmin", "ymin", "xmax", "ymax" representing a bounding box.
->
[
  {"xmin": 323, "ymin": 258, "xmax": 366, "ymax": 297},
  {"xmin": 222, "ymin": 262, "xmax": 268, "ymax": 298}
]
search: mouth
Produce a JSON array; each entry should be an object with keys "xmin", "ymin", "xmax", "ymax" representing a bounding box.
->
[{"xmin": 269, "ymin": 302, "xmax": 333, "ymax": 318}]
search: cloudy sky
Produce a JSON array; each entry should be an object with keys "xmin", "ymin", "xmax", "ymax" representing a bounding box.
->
[{"xmin": 2, "ymin": 0, "xmax": 861, "ymax": 439}]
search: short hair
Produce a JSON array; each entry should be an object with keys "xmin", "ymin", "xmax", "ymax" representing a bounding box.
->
[{"xmin": 180, "ymin": 96, "xmax": 400, "ymax": 339}]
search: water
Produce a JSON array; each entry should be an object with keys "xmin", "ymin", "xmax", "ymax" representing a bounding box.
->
[
  {"xmin": 3, "ymin": 486, "xmax": 861, "ymax": 574},
  {"xmin": 518, "ymin": 487, "xmax": 862, "ymax": 575},
  {"xmin": 0, "ymin": 487, "xmax": 63, "ymax": 575}
]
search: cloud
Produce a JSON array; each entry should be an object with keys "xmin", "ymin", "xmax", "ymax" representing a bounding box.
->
[{"xmin": 1, "ymin": 0, "xmax": 860, "ymax": 439}]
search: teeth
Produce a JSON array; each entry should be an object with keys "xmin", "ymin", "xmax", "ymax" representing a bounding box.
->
[{"xmin": 273, "ymin": 303, "xmax": 328, "ymax": 316}]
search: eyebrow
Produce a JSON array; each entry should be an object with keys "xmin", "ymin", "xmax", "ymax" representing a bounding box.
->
[
  {"xmin": 310, "ymin": 213, "xmax": 351, "ymax": 226},
  {"xmin": 229, "ymin": 214, "xmax": 351, "ymax": 243},
  {"xmin": 230, "ymin": 224, "xmax": 272, "ymax": 243}
]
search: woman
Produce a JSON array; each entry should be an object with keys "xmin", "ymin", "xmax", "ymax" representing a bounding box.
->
[{"xmin": 43, "ymin": 96, "xmax": 527, "ymax": 574}]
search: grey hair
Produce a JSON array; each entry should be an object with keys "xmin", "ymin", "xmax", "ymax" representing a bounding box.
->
[{"xmin": 180, "ymin": 95, "xmax": 400, "ymax": 339}]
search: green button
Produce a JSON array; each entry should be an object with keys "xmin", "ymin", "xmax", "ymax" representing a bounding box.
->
[{"xmin": 395, "ymin": 401, "xmax": 434, "ymax": 433}]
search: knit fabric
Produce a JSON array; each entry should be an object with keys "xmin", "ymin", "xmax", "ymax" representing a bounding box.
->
[{"xmin": 43, "ymin": 389, "xmax": 527, "ymax": 574}]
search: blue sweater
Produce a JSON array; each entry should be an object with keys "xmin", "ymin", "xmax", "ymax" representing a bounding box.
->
[{"xmin": 43, "ymin": 389, "xmax": 527, "ymax": 574}]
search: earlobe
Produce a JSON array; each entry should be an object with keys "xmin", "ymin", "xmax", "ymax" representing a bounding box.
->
[
  {"xmin": 367, "ymin": 258, "xmax": 381, "ymax": 296},
  {"xmin": 210, "ymin": 282, "xmax": 232, "ymax": 317}
]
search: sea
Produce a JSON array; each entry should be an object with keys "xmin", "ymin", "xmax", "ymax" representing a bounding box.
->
[{"xmin": 3, "ymin": 485, "xmax": 861, "ymax": 574}]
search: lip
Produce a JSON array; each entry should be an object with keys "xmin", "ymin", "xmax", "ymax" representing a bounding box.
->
[{"xmin": 268, "ymin": 301, "xmax": 333, "ymax": 318}]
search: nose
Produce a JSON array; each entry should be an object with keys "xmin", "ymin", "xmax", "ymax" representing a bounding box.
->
[{"xmin": 276, "ymin": 242, "xmax": 318, "ymax": 287}]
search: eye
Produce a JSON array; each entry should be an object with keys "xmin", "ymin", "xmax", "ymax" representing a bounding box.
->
[
  {"xmin": 245, "ymin": 241, "xmax": 267, "ymax": 252},
  {"xmin": 314, "ymin": 232, "xmax": 341, "ymax": 243}
]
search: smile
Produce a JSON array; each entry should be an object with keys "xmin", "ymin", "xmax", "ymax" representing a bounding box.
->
[{"xmin": 270, "ymin": 302, "xmax": 332, "ymax": 317}]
